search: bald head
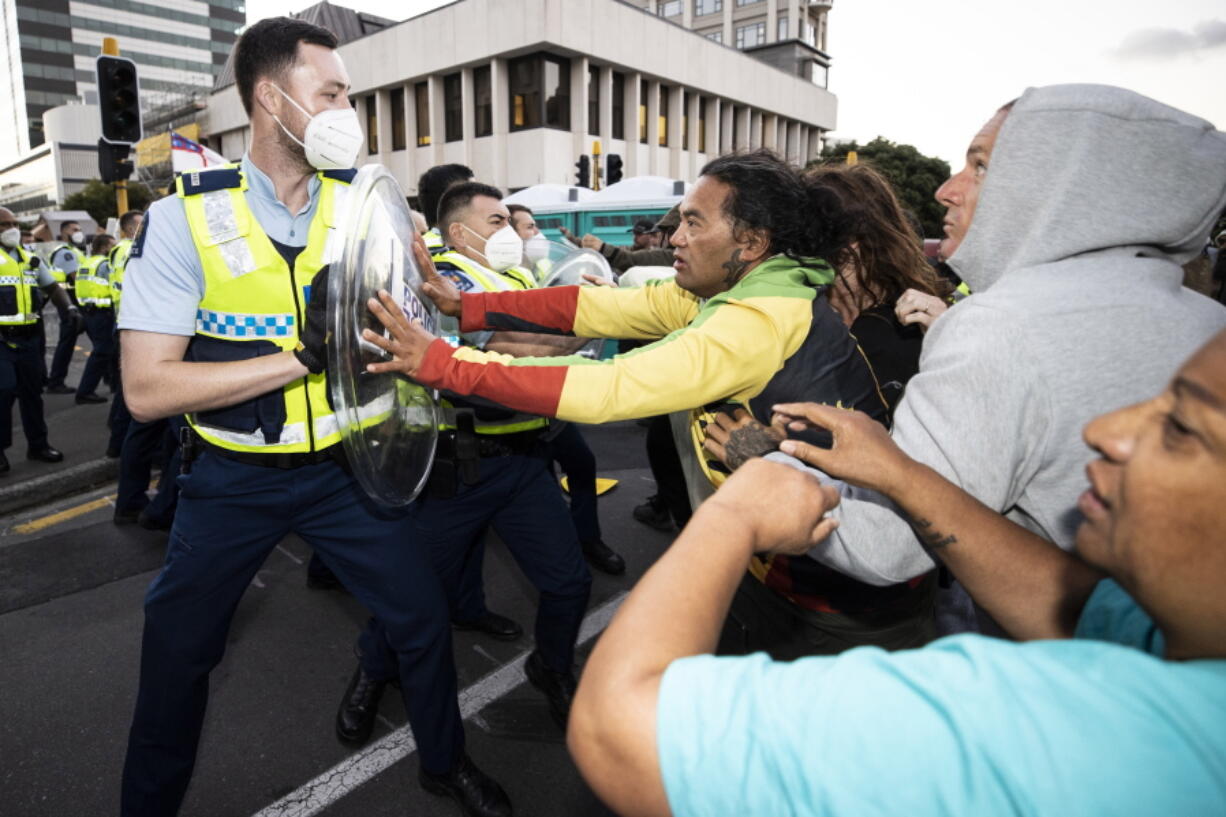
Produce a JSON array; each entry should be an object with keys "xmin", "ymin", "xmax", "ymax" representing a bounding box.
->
[{"xmin": 0, "ymin": 207, "xmax": 16, "ymax": 226}]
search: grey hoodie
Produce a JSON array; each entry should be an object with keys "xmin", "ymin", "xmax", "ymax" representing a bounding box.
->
[{"xmin": 774, "ymin": 84, "xmax": 1226, "ymax": 586}]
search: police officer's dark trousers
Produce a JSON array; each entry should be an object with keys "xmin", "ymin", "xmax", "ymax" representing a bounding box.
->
[
  {"xmin": 47, "ymin": 299, "xmax": 80, "ymax": 387},
  {"xmin": 359, "ymin": 444, "xmax": 592, "ymax": 678},
  {"xmin": 548, "ymin": 422, "xmax": 600, "ymax": 543},
  {"xmin": 0, "ymin": 332, "xmax": 49, "ymax": 451},
  {"xmin": 77, "ymin": 306, "xmax": 115, "ymax": 396},
  {"xmin": 115, "ymin": 416, "xmax": 181, "ymax": 521},
  {"xmin": 121, "ymin": 453, "xmax": 464, "ymax": 816}
]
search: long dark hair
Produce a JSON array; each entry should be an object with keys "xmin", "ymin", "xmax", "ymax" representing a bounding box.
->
[
  {"xmin": 699, "ymin": 149, "xmax": 852, "ymax": 266},
  {"xmin": 804, "ymin": 163, "xmax": 948, "ymax": 306}
]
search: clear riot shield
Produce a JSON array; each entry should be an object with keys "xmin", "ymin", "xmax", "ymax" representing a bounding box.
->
[
  {"xmin": 328, "ymin": 165, "xmax": 439, "ymax": 507},
  {"xmin": 528, "ymin": 242, "xmax": 614, "ymax": 358},
  {"xmin": 532, "ymin": 242, "xmax": 614, "ymax": 288}
]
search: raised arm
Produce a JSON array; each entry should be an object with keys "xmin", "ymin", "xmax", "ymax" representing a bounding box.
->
[
  {"xmin": 771, "ymin": 402, "xmax": 1103, "ymax": 639},
  {"xmin": 569, "ymin": 459, "xmax": 838, "ymax": 817}
]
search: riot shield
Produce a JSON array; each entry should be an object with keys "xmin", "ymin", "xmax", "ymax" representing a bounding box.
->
[
  {"xmin": 328, "ymin": 165, "xmax": 439, "ymax": 507},
  {"xmin": 534, "ymin": 242, "xmax": 614, "ymax": 288}
]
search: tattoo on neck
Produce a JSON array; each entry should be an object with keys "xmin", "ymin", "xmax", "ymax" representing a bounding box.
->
[
  {"xmin": 912, "ymin": 517, "xmax": 958, "ymax": 549},
  {"xmin": 722, "ymin": 422, "xmax": 783, "ymax": 470},
  {"xmin": 721, "ymin": 248, "xmax": 748, "ymax": 288}
]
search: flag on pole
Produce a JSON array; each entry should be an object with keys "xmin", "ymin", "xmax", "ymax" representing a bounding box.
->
[{"xmin": 170, "ymin": 130, "xmax": 227, "ymax": 173}]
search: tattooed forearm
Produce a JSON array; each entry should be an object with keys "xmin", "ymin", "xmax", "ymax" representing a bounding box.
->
[
  {"xmin": 721, "ymin": 248, "xmax": 748, "ymax": 288},
  {"xmin": 722, "ymin": 422, "xmax": 784, "ymax": 470},
  {"xmin": 912, "ymin": 517, "xmax": 958, "ymax": 549}
]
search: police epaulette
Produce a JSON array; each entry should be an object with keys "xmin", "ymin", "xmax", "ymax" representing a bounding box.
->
[
  {"xmin": 178, "ymin": 166, "xmax": 243, "ymax": 196},
  {"xmin": 320, "ymin": 168, "xmax": 357, "ymax": 184}
]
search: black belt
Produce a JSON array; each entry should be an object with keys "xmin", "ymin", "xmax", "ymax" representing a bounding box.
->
[
  {"xmin": 81, "ymin": 305, "xmax": 113, "ymax": 314},
  {"xmin": 0, "ymin": 323, "xmax": 41, "ymax": 339},
  {"xmin": 437, "ymin": 428, "xmax": 542, "ymax": 458},
  {"xmin": 199, "ymin": 437, "xmax": 347, "ymax": 470}
]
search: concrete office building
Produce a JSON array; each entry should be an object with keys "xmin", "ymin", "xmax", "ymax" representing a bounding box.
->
[
  {"xmin": 0, "ymin": 0, "xmax": 244, "ymax": 165},
  {"xmin": 201, "ymin": 0, "xmax": 838, "ymax": 197}
]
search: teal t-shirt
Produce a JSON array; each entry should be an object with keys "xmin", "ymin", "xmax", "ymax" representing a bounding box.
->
[{"xmin": 657, "ymin": 580, "xmax": 1226, "ymax": 816}]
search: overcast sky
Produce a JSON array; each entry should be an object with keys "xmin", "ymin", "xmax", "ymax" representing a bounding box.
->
[{"xmin": 245, "ymin": 0, "xmax": 1223, "ymax": 167}]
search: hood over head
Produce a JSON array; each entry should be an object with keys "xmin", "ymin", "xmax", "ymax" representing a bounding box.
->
[{"xmin": 948, "ymin": 84, "xmax": 1226, "ymax": 293}]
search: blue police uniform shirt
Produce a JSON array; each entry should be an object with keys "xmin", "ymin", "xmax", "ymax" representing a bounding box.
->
[
  {"xmin": 657, "ymin": 579, "xmax": 1226, "ymax": 816},
  {"xmin": 118, "ymin": 154, "xmax": 322, "ymax": 336},
  {"xmin": 50, "ymin": 245, "xmax": 82, "ymax": 275},
  {"xmin": 5, "ymin": 247, "xmax": 57, "ymax": 286}
]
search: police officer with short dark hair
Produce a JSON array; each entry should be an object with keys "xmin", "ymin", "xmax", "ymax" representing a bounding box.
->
[{"xmin": 116, "ymin": 19, "xmax": 510, "ymax": 817}]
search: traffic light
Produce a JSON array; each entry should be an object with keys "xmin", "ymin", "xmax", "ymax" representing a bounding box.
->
[
  {"xmin": 606, "ymin": 153, "xmax": 624, "ymax": 185},
  {"xmin": 96, "ymin": 55, "xmax": 142, "ymax": 144},
  {"xmin": 575, "ymin": 155, "xmax": 591, "ymax": 188},
  {"xmin": 97, "ymin": 138, "xmax": 133, "ymax": 183}
]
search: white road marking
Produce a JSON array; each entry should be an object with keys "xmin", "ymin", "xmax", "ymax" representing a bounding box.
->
[{"xmin": 250, "ymin": 591, "xmax": 627, "ymax": 817}]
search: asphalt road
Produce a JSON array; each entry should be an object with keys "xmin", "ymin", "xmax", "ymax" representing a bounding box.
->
[{"xmin": 0, "ymin": 417, "xmax": 676, "ymax": 817}]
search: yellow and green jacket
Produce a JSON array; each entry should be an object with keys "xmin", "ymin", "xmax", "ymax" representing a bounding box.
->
[
  {"xmin": 416, "ymin": 254, "xmax": 887, "ymax": 472},
  {"xmin": 75, "ymin": 254, "xmax": 113, "ymax": 308},
  {"xmin": 0, "ymin": 246, "xmax": 44, "ymax": 326}
]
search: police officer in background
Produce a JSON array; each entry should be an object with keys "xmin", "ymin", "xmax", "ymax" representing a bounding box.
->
[
  {"xmin": 117, "ymin": 19, "xmax": 510, "ymax": 817},
  {"xmin": 0, "ymin": 206, "xmax": 68, "ymax": 473},
  {"xmin": 73, "ymin": 232, "xmax": 116, "ymax": 404},
  {"xmin": 337, "ymin": 182, "xmax": 593, "ymax": 746},
  {"xmin": 46, "ymin": 219, "xmax": 87, "ymax": 393},
  {"xmin": 106, "ymin": 209, "xmax": 144, "ymax": 455},
  {"xmin": 418, "ymin": 162, "xmax": 473, "ymax": 250}
]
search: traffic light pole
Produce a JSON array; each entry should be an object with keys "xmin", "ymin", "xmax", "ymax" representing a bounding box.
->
[{"xmin": 99, "ymin": 37, "xmax": 137, "ymax": 218}]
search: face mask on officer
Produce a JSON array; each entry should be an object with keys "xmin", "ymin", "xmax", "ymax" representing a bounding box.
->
[
  {"xmin": 524, "ymin": 234, "xmax": 550, "ymax": 264},
  {"xmin": 70, "ymin": 230, "xmax": 86, "ymax": 246},
  {"xmin": 0, "ymin": 227, "xmax": 20, "ymax": 249},
  {"xmin": 268, "ymin": 84, "xmax": 364, "ymax": 171},
  {"xmin": 463, "ymin": 224, "xmax": 523, "ymax": 272}
]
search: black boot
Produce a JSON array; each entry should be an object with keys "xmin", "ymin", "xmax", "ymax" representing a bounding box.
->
[
  {"xmin": 581, "ymin": 539, "xmax": 626, "ymax": 575},
  {"xmin": 335, "ymin": 665, "xmax": 387, "ymax": 745},
  {"xmin": 419, "ymin": 753, "xmax": 512, "ymax": 817},
  {"xmin": 524, "ymin": 650, "xmax": 577, "ymax": 730}
]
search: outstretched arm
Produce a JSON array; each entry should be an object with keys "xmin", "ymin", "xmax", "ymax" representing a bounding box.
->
[
  {"xmin": 568, "ymin": 459, "xmax": 839, "ymax": 817},
  {"xmin": 771, "ymin": 402, "xmax": 1103, "ymax": 639}
]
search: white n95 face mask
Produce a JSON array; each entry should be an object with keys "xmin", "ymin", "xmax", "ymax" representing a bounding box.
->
[
  {"xmin": 0, "ymin": 227, "xmax": 20, "ymax": 249},
  {"xmin": 271, "ymin": 84, "xmax": 364, "ymax": 170},
  {"xmin": 465, "ymin": 224, "xmax": 523, "ymax": 272},
  {"xmin": 524, "ymin": 234, "xmax": 550, "ymax": 264},
  {"xmin": 71, "ymin": 230, "xmax": 86, "ymax": 245}
]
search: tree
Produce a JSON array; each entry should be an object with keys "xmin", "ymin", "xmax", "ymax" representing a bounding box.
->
[
  {"xmin": 812, "ymin": 138, "xmax": 951, "ymax": 239},
  {"xmin": 62, "ymin": 179, "xmax": 155, "ymax": 224}
]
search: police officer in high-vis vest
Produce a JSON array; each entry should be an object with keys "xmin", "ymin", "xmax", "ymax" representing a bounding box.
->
[
  {"xmin": 0, "ymin": 206, "xmax": 69, "ymax": 474},
  {"xmin": 46, "ymin": 219, "xmax": 88, "ymax": 393},
  {"xmin": 73, "ymin": 232, "xmax": 117, "ymax": 404},
  {"xmin": 417, "ymin": 162, "xmax": 473, "ymax": 252},
  {"xmin": 116, "ymin": 19, "xmax": 510, "ymax": 817},
  {"xmin": 336, "ymin": 182, "xmax": 593, "ymax": 745},
  {"xmin": 106, "ymin": 209, "xmax": 144, "ymax": 455}
]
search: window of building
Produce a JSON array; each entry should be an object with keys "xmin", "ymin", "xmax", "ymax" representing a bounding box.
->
[
  {"xmin": 473, "ymin": 65, "xmax": 492, "ymax": 137},
  {"xmin": 639, "ymin": 79, "xmax": 648, "ymax": 144},
  {"xmin": 731, "ymin": 107, "xmax": 740, "ymax": 148},
  {"xmin": 510, "ymin": 56, "xmax": 541, "ymax": 130},
  {"xmin": 682, "ymin": 91, "xmax": 690, "ymax": 148},
  {"xmin": 810, "ymin": 61, "xmax": 829, "ymax": 88},
  {"xmin": 542, "ymin": 55, "xmax": 570, "ymax": 130},
  {"xmin": 443, "ymin": 72, "xmax": 462, "ymax": 142},
  {"xmin": 705, "ymin": 30, "xmax": 723, "ymax": 44},
  {"xmin": 365, "ymin": 95, "xmax": 378, "ymax": 154},
  {"xmin": 694, "ymin": 0, "xmax": 721, "ymax": 15},
  {"xmin": 415, "ymin": 81, "xmax": 431, "ymax": 146},
  {"xmin": 803, "ymin": 19, "xmax": 817, "ymax": 47},
  {"xmin": 658, "ymin": 85, "xmax": 669, "ymax": 147},
  {"xmin": 734, "ymin": 0, "xmax": 761, "ymax": 6},
  {"xmin": 735, "ymin": 21, "xmax": 765, "ymax": 49},
  {"xmin": 777, "ymin": 15, "xmax": 788, "ymax": 40},
  {"xmin": 657, "ymin": 0, "xmax": 682, "ymax": 16},
  {"xmin": 588, "ymin": 64, "xmax": 600, "ymax": 136},
  {"xmin": 612, "ymin": 71, "xmax": 625, "ymax": 138},
  {"xmin": 509, "ymin": 53, "xmax": 570, "ymax": 131},
  {"xmin": 698, "ymin": 96, "xmax": 707, "ymax": 152},
  {"xmin": 390, "ymin": 87, "xmax": 406, "ymax": 151}
]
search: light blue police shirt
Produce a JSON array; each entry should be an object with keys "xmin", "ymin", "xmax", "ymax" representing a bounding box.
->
[
  {"xmin": 49, "ymin": 244, "xmax": 83, "ymax": 275},
  {"xmin": 657, "ymin": 579, "xmax": 1226, "ymax": 816},
  {"xmin": 118, "ymin": 155, "xmax": 321, "ymax": 336}
]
